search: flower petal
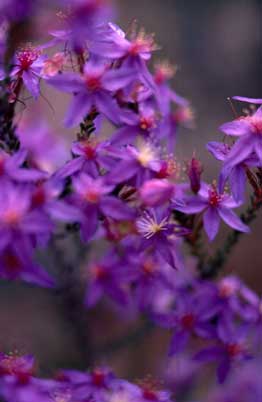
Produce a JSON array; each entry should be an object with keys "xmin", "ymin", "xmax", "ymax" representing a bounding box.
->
[
  {"xmin": 203, "ymin": 207, "xmax": 220, "ymax": 241},
  {"xmin": 218, "ymin": 207, "xmax": 250, "ymax": 233}
]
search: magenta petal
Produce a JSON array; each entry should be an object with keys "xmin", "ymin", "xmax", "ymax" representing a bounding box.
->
[
  {"xmin": 95, "ymin": 92, "xmax": 121, "ymax": 125},
  {"xmin": 10, "ymin": 168, "xmax": 48, "ymax": 182},
  {"xmin": 220, "ymin": 120, "xmax": 250, "ymax": 136},
  {"xmin": 47, "ymin": 73, "xmax": 84, "ymax": 93},
  {"xmin": 206, "ymin": 141, "xmax": 229, "ymax": 161},
  {"xmin": 229, "ymin": 165, "xmax": 246, "ymax": 202},
  {"xmin": 100, "ymin": 196, "xmax": 134, "ymax": 220},
  {"xmin": 80, "ymin": 207, "xmax": 98, "ymax": 242},
  {"xmin": 203, "ymin": 207, "xmax": 220, "ymax": 241},
  {"xmin": 65, "ymin": 93, "xmax": 92, "ymax": 127},
  {"xmin": 226, "ymin": 136, "xmax": 254, "ymax": 167},
  {"xmin": 22, "ymin": 71, "xmax": 40, "ymax": 98},
  {"xmin": 175, "ymin": 197, "xmax": 206, "ymax": 214},
  {"xmin": 111, "ymin": 126, "xmax": 137, "ymax": 145},
  {"xmin": 107, "ymin": 160, "xmax": 138, "ymax": 184},
  {"xmin": 103, "ymin": 68, "xmax": 138, "ymax": 91},
  {"xmin": 218, "ymin": 206, "xmax": 250, "ymax": 233},
  {"xmin": 233, "ymin": 96, "xmax": 262, "ymax": 104},
  {"xmin": 255, "ymin": 137, "xmax": 262, "ymax": 163},
  {"xmin": 47, "ymin": 201, "xmax": 82, "ymax": 222},
  {"xmin": 157, "ymin": 240, "xmax": 177, "ymax": 269}
]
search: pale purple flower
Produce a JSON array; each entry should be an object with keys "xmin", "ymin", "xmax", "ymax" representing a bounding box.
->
[
  {"xmin": 220, "ymin": 106, "xmax": 262, "ymax": 167},
  {"xmin": 136, "ymin": 207, "xmax": 188, "ymax": 268},
  {"xmin": 196, "ymin": 318, "xmax": 251, "ymax": 383},
  {"xmin": 153, "ymin": 293, "xmax": 215, "ymax": 356},
  {"xmin": 72, "ymin": 173, "xmax": 135, "ymax": 241},
  {"xmin": 10, "ymin": 46, "xmax": 47, "ymax": 98},
  {"xmin": 47, "ymin": 60, "xmax": 137, "ymax": 127},
  {"xmin": 175, "ymin": 182, "xmax": 250, "ymax": 241}
]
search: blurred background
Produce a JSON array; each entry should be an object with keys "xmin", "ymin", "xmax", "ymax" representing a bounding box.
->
[{"xmin": 0, "ymin": 0, "xmax": 261, "ymax": 399}]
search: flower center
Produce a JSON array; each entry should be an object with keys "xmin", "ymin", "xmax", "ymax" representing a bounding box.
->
[
  {"xmin": 226, "ymin": 343, "xmax": 242, "ymax": 358},
  {"xmin": 17, "ymin": 47, "xmax": 39, "ymax": 71},
  {"xmin": 249, "ymin": 116, "xmax": 262, "ymax": 134},
  {"xmin": 142, "ymin": 388, "xmax": 158, "ymax": 401},
  {"xmin": 136, "ymin": 212, "xmax": 168, "ymax": 239},
  {"xmin": 2, "ymin": 210, "xmax": 21, "ymax": 226},
  {"xmin": 31, "ymin": 187, "xmax": 46, "ymax": 208},
  {"xmin": 129, "ymin": 32, "xmax": 156, "ymax": 57},
  {"xmin": 208, "ymin": 188, "xmax": 222, "ymax": 207},
  {"xmin": 83, "ymin": 143, "xmax": 97, "ymax": 159},
  {"xmin": 140, "ymin": 116, "xmax": 156, "ymax": 131},
  {"xmin": 85, "ymin": 75, "xmax": 101, "ymax": 91},
  {"xmin": 181, "ymin": 313, "xmax": 195, "ymax": 330},
  {"xmin": 91, "ymin": 369, "xmax": 106, "ymax": 387},
  {"xmin": 84, "ymin": 189, "xmax": 101, "ymax": 203},
  {"xmin": 136, "ymin": 143, "xmax": 156, "ymax": 167}
]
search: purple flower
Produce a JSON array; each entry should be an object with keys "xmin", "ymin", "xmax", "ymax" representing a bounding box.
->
[
  {"xmin": 0, "ymin": 148, "xmax": 47, "ymax": 183},
  {"xmin": 30, "ymin": 178, "xmax": 82, "ymax": 224},
  {"xmin": 207, "ymin": 141, "xmax": 261, "ymax": 202},
  {"xmin": 47, "ymin": 60, "xmax": 137, "ymax": 127},
  {"xmin": 17, "ymin": 117, "xmax": 68, "ymax": 174},
  {"xmin": 186, "ymin": 155, "xmax": 203, "ymax": 194},
  {"xmin": 136, "ymin": 207, "xmax": 188, "ymax": 268},
  {"xmin": 0, "ymin": 181, "xmax": 54, "ymax": 251},
  {"xmin": 89, "ymin": 22, "xmax": 158, "ymax": 89},
  {"xmin": 139, "ymin": 179, "xmax": 175, "ymax": 207},
  {"xmin": 219, "ymin": 105, "xmax": 262, "ymax": 167},
  {"xmin": 0, "ymin": 352, "xmax": 35, "ymax": 382},
  {"xmin": 10, "ymin": 46, "xmax": 46, "ymax": 99},
  {"xmin": 85, "ymin": 252, "xmax": 135, "ymax": 307},
  {"xmin": 106, "ymin": 140, "xmax": 162, "ymax": 186},
  {"xmin": 72, "ymin": 173, "xmax": 135, "ymax": 241},
  {"xmin": 56, "ymin": 137, "xmax": 113, "ymax": 179},
  {"xmin": 0, "ymin": 243, "xmax": 54, "ymax": 287},
  {"xmin": 196, "ymin": 318, "xmax": 251, "ymax": 383},
  {"xmin": 153, "ymin": 293, "xmax": 215, "ymax": 356},
  {"xmin": 175, "ymin": 182, "xmax": 250, "ymax": 241},
  {"xmin": 153, "ymin": 61, "xmax": 188, "ymax": 117},
  {"xmin": 111, "ymin": 104, "xmax": 159, "ymax": 145}
]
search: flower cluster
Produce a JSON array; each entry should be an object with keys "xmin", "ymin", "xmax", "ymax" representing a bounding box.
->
[
  {"xmin": 0, "ymin": 0, "xmax": 261, "ymax": 401},
  {"xmin": 0, "ymin": 354, "xmax": 172, "ymax": 401}
]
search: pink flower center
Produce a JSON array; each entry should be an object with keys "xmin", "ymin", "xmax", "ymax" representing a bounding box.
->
[
  {"xmin": 17, "ymin": 48, "xmax": 39, "ymax": 71},
  {"xmin": 250, "ymin": 116, "xmax": 262, "ymax": 134},
  {"xmin": 218, "ymin": 283, "xmax": 235, "ymax": 299},
  {"xmin": 140, "ymin": 116, "xmax": 156, "ymax": 131},
  {"xmin": 208, "ymin": 189, "xmax": 222, "ymax": 207},
  {"xmin": 91, "ymin": 369, "xmax": 106, "ymax": 387},
  {"xmin": 181, "ymin": 313, "xmax": 195, "ymax": 330},
  {"xmin": 3, "ymin": 210, "xmax": 21, "ymax": 225},
  {"xmin": 31, "ymin": 187, "xmax": 46, "ymax": 207},
  {"xmin": 92, "ymin": 265, "xmax": 108, "ymax": 281},
  {"xmin": 84, "ymin": 189, "xmax": 101, "ymax": 203},
  {"xmin": 83, "ymin": 144, "xmax": 97, "ymax": 159},
  {"xmin": 0, "ymin": 355, "xmax": 33, "ymax": 383},
  {"xmin": 85, "ymin": 75, "xmax": 101, "ymax": 91},
  {"xmin": 142, "ymin": 388, "xmax": 158, "ymax": 401},
  {"xmin": 226, "ymin": 343, "xmax": 242, "ymax": 358}
]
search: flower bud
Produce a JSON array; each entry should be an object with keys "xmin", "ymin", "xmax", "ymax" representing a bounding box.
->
[
  {"xmin": 187, "ymin": 156, "xmax": 203, "ymax": 194},
  {"xmin": 139, "ymin": 179, "xmax": 174, "ymax": 207}
]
